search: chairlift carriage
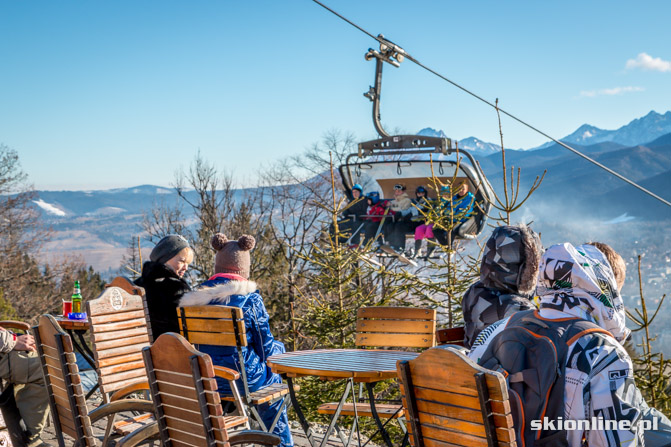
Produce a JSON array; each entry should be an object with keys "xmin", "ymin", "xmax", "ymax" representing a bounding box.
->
[{"xmin": 338, "ymin": 36, "xmax": 493, "ymax": 243}]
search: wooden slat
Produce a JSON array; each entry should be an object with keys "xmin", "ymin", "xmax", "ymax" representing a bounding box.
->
[
  {"xmin": 97, "ymin": 352, "xmax": 144, "ymax": 368},
  {"xmin": 95, "ymin": 342, "xmax": 151, "ymax": 359},
  {"xmin": 154, "ymin": 370, "xmax": 196, "ymax": 388},
  {"xmin": 180, "ymin": 306, "xmax": 243, "ymax": 320},
  {"xmin": 88, "ymin": 288, "xmax": 144, "ymax": 316},
  {"xmin": 161, "ymin": 404, "xmax": 205, "ymax": 426},
  {"xmin": 157, "ymin": 389, "xmax": 221, "ymax": 410},
  {"xmin": 180, "ymin": 317, "xmax": 241, "ymax": 335},
  {"xmin": 415, "ymin": 397, "xmax": 512, "ymax": 427},
  {"xmin": 249, "ymin": 383, "xmax": 290, "ymax": 405},
  {"xmin": 413, "ymin": 386, "xmax": 511, "ymax": 415},
  {"xmin": 101, "ymin": 376, "xmax": 150, "ymax": 394},
  {"xmin": 162, "ymin": 415, "xmax": 207, "ymax": 437},
  {"xmin": 417, "ymin": 410, "xmax": 514, "ymax": 442},
  {"xmin": 98, "ymin": 360, "xmax": 146, "ymax": 377},
  {"xmin": 167, "ymin": 427, "xmax": 207, "ymax": 446},
  {"xmin": 93, "ymin": 326, "xmax": 148, "ymax": 342},
  {"xmin": 182, "ymin": 331, "xmax": 239, "ymax": 347},
  {"xmin": 405, "ymin": 350, "xmax": 507, "ymax": 400},
  {"xmin": 357, "ymin": 332, "xmax": 435, "ymax": 348},
  {"xmin": 318, "ymin": 403, "xmax": 404, "ymax": 418},
  {"xmin": 99, "ymin": 368, "xmax": 147, "ymax": 386},
  {"xmin": 113, "ymin": 413, "xmax": 154, "ymax": 435},
  {"xmin": 90, "ymin": 309, "xmax": 146, "ymax": 324},
  {"xmin": 95, "ymin": 334, "xmax": 149, "ymax": 351},
  {"xmin": 154, "ymin": 382, "xmax": 198, "ymax": 402},
  {"xmin": 91, "ymin": 317, "xmax": 148, "ymax": 334},
  {"xmin": 435, "ymin": 327, "xmax": 466, "ymax": 346},
  {"xmin": 358, "ymin": 306, "xmax": 436, "ymax": 320},
  {"xmin": 357, "ymin": 319, "xmax": 435, "ymax": 334}
]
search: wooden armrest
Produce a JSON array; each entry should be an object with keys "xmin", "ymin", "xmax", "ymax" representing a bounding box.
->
[
  {"xmin": 436, "ymin": 327, "xmax": 465, "ymax": 346},
  {"xmin": 110, "ymin": 381, "xmax": 151, "ymax": 402},
  {"xmin": 88, "ymin": 399, "xmax": 155, "ymax": 424},
  {"xmin": 214, "ymin": 365, "xmax": 240, "ymax": 381},
  {"xmin": 0, "ymin": 321, "xmax": 30, "ymax": 332},
  {"xmin": 115, "ymin": 421, "xmax": 160, "ymax": 447},
  {"xmin": 229, "ymin": 431, "xmax": 281, "ymax": 446}
]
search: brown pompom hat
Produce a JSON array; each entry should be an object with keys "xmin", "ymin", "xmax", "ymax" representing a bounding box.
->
[{"xmin": 211, "ymin": 233, "xmax": 256, "ymax": 279}]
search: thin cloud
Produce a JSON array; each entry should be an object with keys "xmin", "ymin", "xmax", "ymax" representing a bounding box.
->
[
  {"xmin": 579, "ymin": 86, "xmax": 645, "ymax": 97},
  {"xmin": 625, "ymin": 53, "xmax": 671, "ymax": 72}
]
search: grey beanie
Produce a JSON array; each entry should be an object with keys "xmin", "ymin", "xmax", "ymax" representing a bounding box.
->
[{"xmin": 150, "ymin": 235, "xmax": 190, "ymax": 265}]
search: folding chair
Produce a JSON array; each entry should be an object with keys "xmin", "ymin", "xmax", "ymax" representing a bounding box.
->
[
  {"xmin": 143, "ymin": 332, "xmax": 280, "ymax": 446},
  {"xmin": 397, "ymin": 347, "xmax": 516, "ymax": 447},
  {"xmin": 33, "ymin": 314, "xmax": 157, "ymax": 447},
  {"xmin": 177, "ymin": 305, "xmax": 295, "ymax": 434},
  {"xmin": 318, "ymin": 306, "xmax": 437, "ymax": 446}
]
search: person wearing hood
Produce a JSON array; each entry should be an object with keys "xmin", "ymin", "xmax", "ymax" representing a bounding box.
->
[
  {"xmin": 461, "ymin": 224, "xmax": 542, "ymax": 348},
  {"xmin": 362, "ymin": 191, "xmax": 386, "ymax": 246},
  {"xmin": 179, "ymin": 233, "xmax": 293, "ymax": 447},
  {"xmin": 135, "ymin": 234, "xmax": 193, "ymax": 339},
  {"xmin": 469, "ymin": 242, "xmax": 670, "ymax": 447}
]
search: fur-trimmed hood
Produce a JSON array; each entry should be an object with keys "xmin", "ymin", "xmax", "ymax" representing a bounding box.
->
[
  {"xmin": 179, "ymin": 278, "xmax": 258, "ymax": 307},
  {"xmin": 480, "ymin": 224, "xmax": 542, "ymax": 296}
]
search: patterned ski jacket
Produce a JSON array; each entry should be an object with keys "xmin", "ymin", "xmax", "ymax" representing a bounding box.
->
[{"xmin": 469, "ymin": 243, "xmax": 651, "ymax": 447}]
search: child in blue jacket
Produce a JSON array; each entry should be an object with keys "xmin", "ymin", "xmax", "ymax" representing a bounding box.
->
[{"xmin": 179, "ymin": 233, "xmax": 293, "ymax": 447}]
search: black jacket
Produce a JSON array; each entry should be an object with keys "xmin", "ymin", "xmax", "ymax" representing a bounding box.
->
[{"xmin": 135, "ymin": 261, "xmax": 191, "ymax": 339}]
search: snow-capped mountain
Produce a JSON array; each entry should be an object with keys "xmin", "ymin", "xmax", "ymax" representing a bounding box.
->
[
  {"xmin": 416, "ymin": 128, "xmax": 503, "ymax": 155},
  {"xmin": 534, "ymin": 110, "xmax": 671, "ymax": 149}
]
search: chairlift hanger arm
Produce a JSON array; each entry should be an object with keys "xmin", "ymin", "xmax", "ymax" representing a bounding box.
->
[{"xmin": 364, "ymin": 35, "xmax": 406, "ymax": 139}]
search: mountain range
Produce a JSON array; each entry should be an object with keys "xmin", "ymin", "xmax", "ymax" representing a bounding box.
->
[{"xmin": 27, "ymin": 110, "xmax": 671, "ymax": 275}]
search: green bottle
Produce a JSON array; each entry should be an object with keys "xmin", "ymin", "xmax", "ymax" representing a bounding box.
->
[{"xmin": 71, "ymin": 280, "xmax": 83, "ymax": 313}]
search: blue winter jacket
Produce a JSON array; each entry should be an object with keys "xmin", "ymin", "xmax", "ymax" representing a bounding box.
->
[{"xmin": 178, "ymin": 273, "xmax": 286, "ymax": 394}]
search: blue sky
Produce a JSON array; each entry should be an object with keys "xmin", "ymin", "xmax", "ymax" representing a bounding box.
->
[{"xmin": 1, "ymin": 1, "xmax": 670, "ymax": 190}]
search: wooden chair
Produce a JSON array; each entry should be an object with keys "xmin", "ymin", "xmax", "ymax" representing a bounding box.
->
[
  {"xmin": 0, "ymin": 320, "xmax": 32, "ymax": 447},
  {"xmin": 143, "ymin": 332, "xmax": 280, "ymax": 447},
  {"xmin": 103, "ymin": 276, "xmax": 152, "ymax": 343},
  {"xmin": 435, "ymin": 326, "xmax": 466, "ymax": 347},
  {"xmin": 177, "ymin": 305, "xmax": 295, "ymax": 434},
  {"xmin": 318, "ymin": 306, "xmax": 437, "ymax": 445},
  {"xmin": 397, "ymin": 347, "xmax": 516, "ymax": 447},
  {"xmin": 87, "ymin": 285, "xmax": 248, "ymax": 440},
  {"xmin": 33, "ymin": 314, "xmax": 157, "ymax": 447}
]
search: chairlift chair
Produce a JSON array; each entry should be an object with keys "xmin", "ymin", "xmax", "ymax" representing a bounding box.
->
[{"xmin": 338, "ymin": 37, "xmax": 494, "ymax": 242}]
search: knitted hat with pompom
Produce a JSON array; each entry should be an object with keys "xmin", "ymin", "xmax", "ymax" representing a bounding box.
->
[{"xmin": 211, "ymin": 233, "xmax": 256, "ymax": 279}]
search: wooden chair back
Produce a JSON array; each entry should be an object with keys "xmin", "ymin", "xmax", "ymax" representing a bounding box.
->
[
  {"xmin": 397, "ymin": 347, "xmax": 516, "ymax": 447},
  {"xmin": 356, "ymin": 306, "xmax": 436, "ymax": 349},
  {"xmin": 33, "ymin": 315, "xmax": 97, "ymax": 447},
  {"xmin": 105, "ymin": 276, "xmax": 152, "ymax": 343},
  {"xmin": 177, "ymin": 306, "xmax": 246, "ymax": 348},
  {"xmin": 435, "ymin": 326, "xmax": 466, "ymax": 347},
  {"xmin": 86, "ymin": 285, "xmax": 151, "ymax": 397},
  {"xmin": 143, "ymin": 333, "xmax": 232, "ymax": 447}
]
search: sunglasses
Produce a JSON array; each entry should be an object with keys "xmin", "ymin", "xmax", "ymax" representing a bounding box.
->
[{"xmin": 393, "ymin": 185, "xmax": 404, "ymax": 190}]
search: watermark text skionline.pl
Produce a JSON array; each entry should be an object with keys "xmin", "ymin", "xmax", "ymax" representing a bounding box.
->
[{"xmin": 531, "ymin": 417, "xmax": 659, "ymax": 431}]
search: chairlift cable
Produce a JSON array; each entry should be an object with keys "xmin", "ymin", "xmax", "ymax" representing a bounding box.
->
[{"xmin": 310, "ymin": 0, "xmax": 671, "ymax": 209}]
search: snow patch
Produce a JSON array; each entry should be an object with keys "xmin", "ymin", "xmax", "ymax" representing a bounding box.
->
[
  {"xmin": 582, "ymin": 130, "xmax": 593, "ymax": 139},
  {"xmin": 86, "ymin": 207, "xmax": 126, "ymax": 216},
  {"xmin": 156, "ymin": 188, "xmax": 172, "ymax": 194},
  {"xmin": 33, "ymin": 199, "xmax": 66, "ymax": 216},
  {"xmin": 603, "ymin": 213, "xmax": 636, "ymax": 225}
]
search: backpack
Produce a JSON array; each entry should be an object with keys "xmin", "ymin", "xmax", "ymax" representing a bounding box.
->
[{"xmin": 477, "ymin": 310, "xmax": 610, "ymax": 447}]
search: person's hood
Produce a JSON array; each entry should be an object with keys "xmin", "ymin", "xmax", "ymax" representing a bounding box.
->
[
  {"xmin": 480, "ymin": 224, "xmax": 542, "ymax": 296},
  {"xmin": 537, "ymin": 242, "xmax": 629, "ymax": 342},
  {"xmin": 179, "ymin": 277, "xmax": 257, "ymax": 307}
]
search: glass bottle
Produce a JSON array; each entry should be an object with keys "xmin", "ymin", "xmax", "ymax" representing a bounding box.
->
[{"xmin": 71, "ymin": 280, "xmax": 83, "ymax": 313}]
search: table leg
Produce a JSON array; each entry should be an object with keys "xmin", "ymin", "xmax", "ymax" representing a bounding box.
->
[
  {"xmin": 320, "ymin": 379, "xmax": 353, "ymax": 447},
  {"xmin": 366, "ymin": 382, "xmax": 394, "ymax": 447},
  {"xmin": 65, "ymin": 329, "xmax": 99, "ymax": 400},
  {"xmin": 287, "ymin": 377, "xmax": 316, "ymax": 446}
]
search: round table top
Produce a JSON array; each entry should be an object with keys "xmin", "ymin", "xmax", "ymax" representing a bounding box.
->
[
  {"xmin": 55, "ymin": 316, "xmax": 90, "ymax": 330},
  {"xmin": 267, "ymin": 349, "xmax": 419, "ymax": 381}
]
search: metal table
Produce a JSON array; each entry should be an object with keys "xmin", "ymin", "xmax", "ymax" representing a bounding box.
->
[{"xmin": 267, "ymin": 349, "xmax": 418, "ymax": 447}]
